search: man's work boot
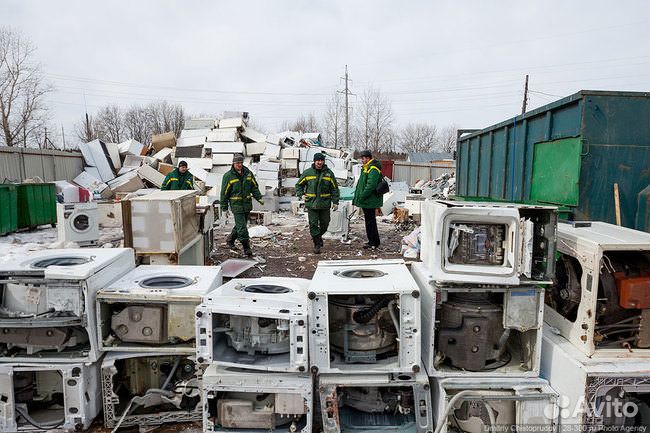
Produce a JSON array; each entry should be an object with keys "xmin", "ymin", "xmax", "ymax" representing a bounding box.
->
[
  {"xmin": 241, "ymin": 239, "xmax": 253, "ymax": 257},
  {"xmin": 226, "ymin": 233, "xmax": 237, "ymax": 249},
  {"xmin": 312, "ymin": 236, "xmax": 321, "ymax": 255}
]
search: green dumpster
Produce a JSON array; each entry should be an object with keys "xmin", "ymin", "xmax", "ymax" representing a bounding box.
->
[
  {"xmin": 0, "ymin": 184, "xmax": 18, "ymax": 235},
  {"xmin": 16, "ymin": 183, "xmax": 57, "ymax": 229}
]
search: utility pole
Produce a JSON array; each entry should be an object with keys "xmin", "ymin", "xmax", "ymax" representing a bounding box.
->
[
  {"xmin": 521, "ymin": 74, "xmax": 529, "ymax": 115},
  {"xmin": 61, "ymin": 124, "xmax": 66, "ymax": 150},
  {"xmin": 338, "ymin": 65, "xmax": 353, "ymax": 149}
]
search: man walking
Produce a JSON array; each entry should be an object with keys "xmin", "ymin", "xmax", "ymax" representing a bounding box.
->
[
  {"xmin": 353, "ymin": 150, "xmax": 383, "ymax": 249},
  {"xmin": 161, "ymin": 160, "xmax": 194, "ymax": 190},
  {"xmin": 220, "ymin": 154, "xmax": 263, "ymax": 257},
  {"xmin": 296, "ymin": 153, "xmax": 340, "ymax": 254}
]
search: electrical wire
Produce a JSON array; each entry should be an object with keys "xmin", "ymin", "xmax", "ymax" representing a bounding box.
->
[{"xmin": 15, "ymin": 406, "xmax": 64, "ymax": 430}]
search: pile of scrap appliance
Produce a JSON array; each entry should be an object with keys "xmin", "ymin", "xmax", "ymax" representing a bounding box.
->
[
  {"xmin": 0, "ymin": 196, "xmax": 647, "ymax": 432},
  {"xmin": 54, "ymin": 111, "xmax": 358, "ymax": 260}
]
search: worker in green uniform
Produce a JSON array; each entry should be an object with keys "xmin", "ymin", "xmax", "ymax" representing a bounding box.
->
[
  {"xmin": 353, "ymin": 150, "xmax": 383, "ymax": 249},
  {"xmin": 220, "ymin": 154, "xmax": 263, "ymax": 257},
  {"xmin": 161, "ymin": 160, "xmax": 194, "ymax": 190},
  {"xmin": 296, "ymin": 152, "xmax": 340, "ymax": 254}
]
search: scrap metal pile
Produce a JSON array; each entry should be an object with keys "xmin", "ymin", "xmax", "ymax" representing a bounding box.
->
[{"xmin": 1, "ymin": 197, "xmax": 647, "ymax": 432}]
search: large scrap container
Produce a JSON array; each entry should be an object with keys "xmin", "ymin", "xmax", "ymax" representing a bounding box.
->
[
  {"xmin": 456, "ymin": 90, "xmax": 650, "ymax": 231},
  {"xmin": 0, "ymin": 185, "xmax": 18, "ymax": 235},
  {"xmin": 16, "ymin": 183, "xmax": 57, "ymax": 229}
]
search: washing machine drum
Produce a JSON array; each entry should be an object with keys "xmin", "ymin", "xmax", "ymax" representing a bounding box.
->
[{"xmin": 72, "ymin": 213, "xmax": 91, "ymax": 232}]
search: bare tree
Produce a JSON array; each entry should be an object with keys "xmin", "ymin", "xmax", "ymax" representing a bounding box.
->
[
  {"xmin": 95, "ymin": 104, "xmax": 124, "ymax": 143},
  {"xmin": 281, "ymin": 113, "xmax": 319, "ymax": 133},
  {"xmin": 322, "ymin": 93, "xmax": 345, "ymax": 148},
  {"xmin": 0, "ymin": 27, "xmax": 53, "ymax": 147},
  {"xmin": 124, "ymin": 105, "xmax": 150, "ymax": 143},
  {"xmin": 439, "ymin": 124, "xmax": 458, "ymax": 153},
  {"xmin": 147, "ymin": 101, "xmax": 184, "ymax": 137},
  {"xmin": 399, "ymin": 122, "xmax": 439, "ymax": 153},
  {"xmin": 355, "ymin": 87, "xmax": 393, "ymax": 153}
]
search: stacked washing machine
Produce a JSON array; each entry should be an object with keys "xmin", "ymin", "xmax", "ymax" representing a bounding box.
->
[
  {"xmin": 415, "ymin": 200, "xmax": 560, "ymax": 433},
  {"xmin": 0, "ymin": 248, "xmax": 135, "ymax": 432},
  {"xmin": 95, "ymin": 265, "xmax": 223, "ymax": 431},
  {"xmin": 195, "ymin": 277, "xmax": 313, "ymax": 432},
  {"xmin": 541, "ymin": 221, "xmax": 650, "ymax": 429},
  {"xmin": 308, "ymin": 259, "xmax": 433, "ymax": 433}
]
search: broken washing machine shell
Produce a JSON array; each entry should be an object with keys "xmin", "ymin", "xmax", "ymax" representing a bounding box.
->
[
  {"xmin": 544, "ymin": 221, "xmax": 650, "ymax": 358},
  {"xmin": 431, "ymin": 377, "xmax": 559, "ymax": 433},
  {"xmin": 0, "ymin": 248, "xmax": 135, "ymax": 363},
  {"xmin": 101, "ymin": 352, "xmax": 202, "ymax": 429},
  {"xmin": 202, "ymin": 364, "xmax": 313, "ymax": 433},
  {"xmin": 317, "ymin": 371, "xmax": 433, "ymax": 433},
  {"xmin": 410, "ymin": 261, "xmax": 544, "ymax": 378},
  {"xmin": 420, "ymin": 200, "xmax": 557, "ymax": 286},
  {"xmin": 541, "ymin": 324, "xmax": 650, "ymax": 428},
  {"xmin": 195, "ymin": 277, "xmax": 310, "ymax": 373},
  {"xmin": 0, "ymin": 361, "xmax": 102, "ymax": 432},
  {"xmin": 56, "ymin": 202, "xmax": 100, "ymax": 247},
  {"xmin": 308, "ymin": 259, "xmax": 421, "ymax": 374},
  {"xmin": 96, "ymin": 265, "xmax": 223, "ymax": 353}
]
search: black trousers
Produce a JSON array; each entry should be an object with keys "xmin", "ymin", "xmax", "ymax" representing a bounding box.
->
[{"xmin": 362, "ymin": 207, "xmax": 380, "ymax": 247}]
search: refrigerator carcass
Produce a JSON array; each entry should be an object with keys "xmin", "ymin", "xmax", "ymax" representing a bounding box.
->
[
  {"xmin": 101, "ymin": 353, "xmax": 202, "ymax": 429},
  {"xmin": 202, "ymin": 364, "xmax": 312, "ymax": 433},
  {"xmin": 545, "ymin": 221, "xmax": 650, "ymax": 357},
  {"xmin": 541, "ymin": 324, "xmax": 650, "ymax": 429},
  {"xmin": 308, "ymin": 260, "xmax": 421, "ymax": 374},
  {"xmin": 420, "ymin": 200, "xmax": 557, "ymax": 285},
  {"xmin": 411, "ymin": 262, "xmax": 544, "ymax": 377},
  {"xmin": 97, "ymin": 265, "xmax": 223, "ymax": 353},
  {"xmin": 318, "ymin": 372, "xmax": 432, "ymax": 433},
  {"xmin": 0, "ymin": 248, "xmax": 135, "ymax": 362},
  {"xmin": 196, "ymin": 278, "xmax": 310, "ymax": 372},
  {"xmin": 0, "ymin": 361, "xmax": 102, "ymax": 432},
  {"xmin": 432, "ymin": 377, "xmax": 559, "ymax": 433}
]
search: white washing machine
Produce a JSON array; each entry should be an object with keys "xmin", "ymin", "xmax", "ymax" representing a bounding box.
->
[
  {"xmin": 411, "ymin": 261, "xmax": 545, "ymax": 378},
  {"xmin": 0, "ymin": 361, "xmax": 102, "ymax": 432},
  {"xmin": 324, "ymin": 201, "xmax": 353, "ymax": 240},
  {"xmin": 195, "ymin": 277, "xmax": 310, "ymax": 373},
  {"xmin": 308, "ymin": 259, "xmax": 421, "ymax": 375},
  {"xmin": 56, "ymin": 202, "xmax": 99, "ymax": 246},
  {"xmin": 96, "ymin": 265, "xmax": 223, "ymax": 353},
  {"xmin": 0, "ymin": 248, "xmax": 135, "ymax": 363},
  {"xmin": 202, "ymin": 364, "xmax": 313, "ymax": 433},
  {"xmin": 101, "ymin": 352, "xmax": 202, "ymax": 430}
]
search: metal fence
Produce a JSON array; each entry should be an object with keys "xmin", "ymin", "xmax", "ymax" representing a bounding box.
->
[
  {"xmin": 392, "ymin": 160, "xmax": 455, "ymax": 185},
  {"xmin": 0, "ymin": 147, "xmax": 84, "ymax": 183}
]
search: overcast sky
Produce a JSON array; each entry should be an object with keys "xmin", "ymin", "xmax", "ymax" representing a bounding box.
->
[{"xmin": 2, "ymin": 0, "xmax": 649, "ymax": 144}]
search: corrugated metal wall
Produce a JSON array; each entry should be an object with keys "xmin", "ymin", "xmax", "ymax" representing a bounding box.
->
[
  {"xmin": 0, "ymin": 147, "xmax": 84, "ymax": 183},
  {"xmin": 392, "ymin": 161, "xmax": 455, "ymax": 185}
]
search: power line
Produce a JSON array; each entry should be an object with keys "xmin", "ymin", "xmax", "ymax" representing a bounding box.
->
[{"xmin": 337, "ymin": 65, "xmax": 354, "ymax": 149}]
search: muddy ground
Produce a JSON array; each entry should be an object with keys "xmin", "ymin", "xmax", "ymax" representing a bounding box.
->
[{"xmin": 209, "ymin": 211, "xmax": 414, "ymax": 279}]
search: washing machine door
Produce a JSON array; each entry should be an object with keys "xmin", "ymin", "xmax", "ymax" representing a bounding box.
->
[{"xmin": 71, "ymin": 211, "xmax": 93, "ymax": 234}]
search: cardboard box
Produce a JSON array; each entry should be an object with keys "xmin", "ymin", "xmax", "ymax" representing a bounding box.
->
[
  {"xmin": 158, "ymin": 163, "xmax": 174, "ymax": 176},
  {"xmin": 151, "ymin": 132, "xmax": 176, "ymax": 152}
]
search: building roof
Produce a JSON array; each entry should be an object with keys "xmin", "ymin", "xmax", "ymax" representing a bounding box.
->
[{"xmin": 407, "ymin": 151, "xmax": 453, "ymax": 163}]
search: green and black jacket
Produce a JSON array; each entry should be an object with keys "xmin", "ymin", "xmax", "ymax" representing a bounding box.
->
[
  {"xmin": 295, "ymin": 164, "xmax": 340, "ymax": 209},
  {"xmin": 220, "ymin": 166, "xmax": 263, "ymax": 213},
  {"xmin": 161, "ymin": 168, "xmax": 194, "ymax": 190},
  {"xmin": 352, "ymin": 159, "xmax": 383, "ymax": 208}
]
